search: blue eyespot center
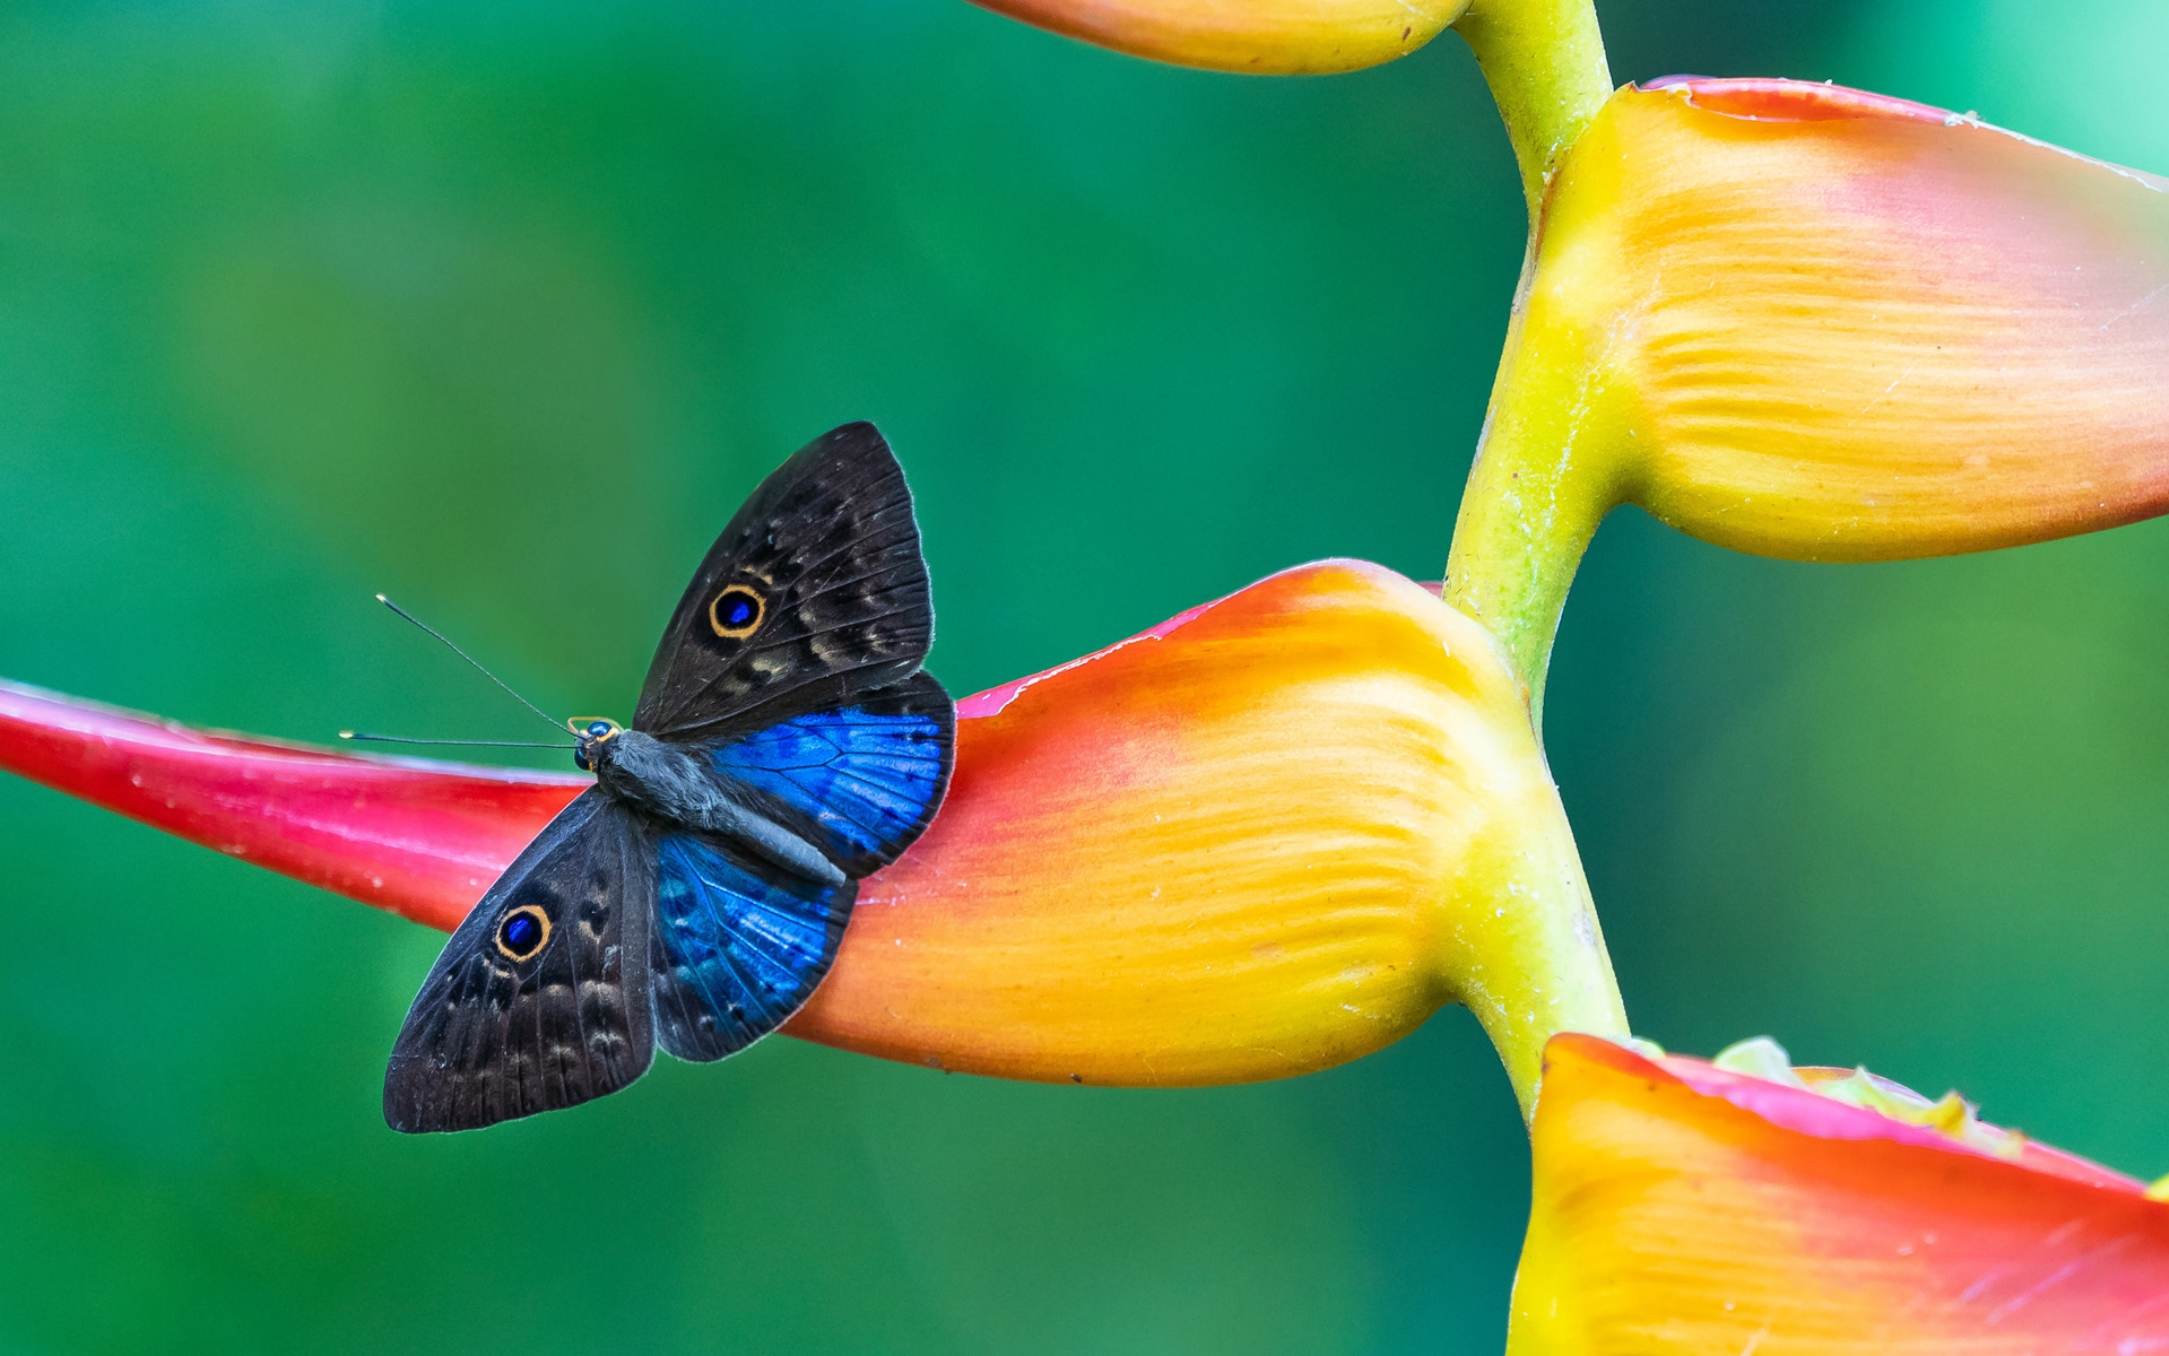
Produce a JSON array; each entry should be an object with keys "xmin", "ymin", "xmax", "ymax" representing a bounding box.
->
[
  {"xmin": 496, "ymin": 907, "xmax": 548, "ymax": 960},
  {"xmin": 586, "ymin": 721, "xmax": 614, "ymax": 738},
  {"xmin": 708, "ymin": 585, "xmax": 765, "ymax": 637}
]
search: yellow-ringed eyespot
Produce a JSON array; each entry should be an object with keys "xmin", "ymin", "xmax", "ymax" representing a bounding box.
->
[
  {"xmin": 495, "ymin": 905, "xmax": 551, "ymax": 962},
  {"xmin": 708, "ymin": 584, "xmax": 765, "ymax": 639}
]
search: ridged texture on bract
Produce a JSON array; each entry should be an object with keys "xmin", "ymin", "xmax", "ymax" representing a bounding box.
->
[
  {"xmin": 793, "ymin": 560, "xmax": 1617, "ymax": 1096},
  {"xmin": 1547, "ymin": 79, "xmax": 2169, "ymax": 559}
]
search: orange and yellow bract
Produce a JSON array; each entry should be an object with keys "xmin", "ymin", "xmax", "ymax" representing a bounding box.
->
[
  {"xmin": 788, "ymin": 560, "xmax": 1620, "ymax": 1104},
  {"xmin": 1450, "ymin": 78, "xmax": 2169, "ymax": 696},
  {"xmin": 1510, "ymin": 1034, "xmax": 2169, "ymax": 1354},
  {"xmin": 1565, "ymin": 80, "xmax": 2169, "ymax": 559}
]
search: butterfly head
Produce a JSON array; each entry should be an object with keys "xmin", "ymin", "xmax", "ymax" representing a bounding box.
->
[{"xmin": 569, "ymin": 717, "xmax": 623, "ymax": 773}]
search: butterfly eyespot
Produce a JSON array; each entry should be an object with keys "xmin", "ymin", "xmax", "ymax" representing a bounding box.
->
[
  {"xmin": 494, "ymin": 905, "xmax": 551, "ymax": 962},
  {"xmin": 707, "ymin": 584, "xmax": 765, "ymax": 639},
  {"xmin": 585, "ymin": 721, "xmax": 615, "ymax": 738}
]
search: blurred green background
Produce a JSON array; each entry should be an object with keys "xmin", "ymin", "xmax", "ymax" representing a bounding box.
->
[{"xmin": 0, "ymin": 1, "xmax": 2164, "ymax": 1351}]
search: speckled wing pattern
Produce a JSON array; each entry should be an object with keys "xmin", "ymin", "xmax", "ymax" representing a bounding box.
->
[
  {"xmin": 383, "ymin": 789, "xmax": 655, "ymax": 1133},
  {"xmin": 633, "ymin": 421, "xmax": 937, "ymax": 743}
]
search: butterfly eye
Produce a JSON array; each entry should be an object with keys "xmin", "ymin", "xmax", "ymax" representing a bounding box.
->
[
  {"xmin": 494, "ymin": 905, "xmax": 551, "ymax": 962},
  {"xmin": 586, "ymin": 721, "xmax": 615, "ymax": 738},
  {"xmin": 708, "ymin": 584, "xmax": 765, "ymax": 639}
]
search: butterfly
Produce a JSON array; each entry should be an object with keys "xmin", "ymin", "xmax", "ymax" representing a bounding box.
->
[{"xmin": 383, "ymin": 423, "xmax": 954, "ymax": 1133}]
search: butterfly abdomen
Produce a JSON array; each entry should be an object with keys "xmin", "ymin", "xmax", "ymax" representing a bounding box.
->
[{"xmin": 591, "ymin": 728, "xmax": 846, "ymax": 887}]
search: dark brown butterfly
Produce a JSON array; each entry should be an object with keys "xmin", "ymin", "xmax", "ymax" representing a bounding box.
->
[{"xmin": 383, "ymin": 423, "xmax": 954, "ymax": 1132}]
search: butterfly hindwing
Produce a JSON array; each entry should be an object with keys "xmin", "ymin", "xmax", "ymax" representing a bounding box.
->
[
  {"xmin": 634, "ymin": 423, "xmax": 935, "ymax": 742},
  {"xmin": 648, "ymin": 831, "xmax": 856, "ymax": 1062},
  {"xmin": 698, "ymin": 669, "xmax": 954, "ymax": 877},
  {"xmin": 384, "ymin": 788, "xmax": 656, "ymax": 1132}
]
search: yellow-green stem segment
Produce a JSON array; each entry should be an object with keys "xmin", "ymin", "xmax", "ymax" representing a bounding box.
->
[
  {"xmin": 1446, "ymin": 0, "xmax": 1618, "ymax": 718},
  {"xmin": 1442, "ymin": 309, "xmax": 1633, "ymax": 721},
  {"xmin": 1452, "ymin": 0, "xmax": 1612, "ymax": 220},
  {"xmin": 1446, "ymin": 767, "xmax": 1632, "ymax": 1122}
]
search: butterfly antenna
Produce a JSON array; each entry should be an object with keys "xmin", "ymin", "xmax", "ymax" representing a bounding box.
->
[
  {"xmin": 340, "ymin": 732, "xmax": 576, "ymax": 748},
  {"xmin": 372, "ymin": 593, "xmax": 566, "ymax": 733}
]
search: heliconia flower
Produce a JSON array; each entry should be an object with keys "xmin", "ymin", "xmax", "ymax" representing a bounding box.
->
[
  {"xmin": 0, "ymin": 561, "xmax": 1624, "ymax": 1112},
  {"xmin": 964, "ymin": 0, "xmax": 1465, "ymax": 76},
  {"xmin": 1509, "ymin": 1032, "xmax": 2169, "ymax": 1353},
  {"xmin": 1447, "ymin": 77, "xmax": 2169, "ymax": 702}
]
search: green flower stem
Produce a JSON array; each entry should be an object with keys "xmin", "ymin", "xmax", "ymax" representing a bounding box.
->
[
  {"xmin": 1452, "ymin": 0, "xmax": 1613, "ymax": 221},
  {"xmin": 1443, "ymin": 317, "xmax": 1631, "ymax": 722},
  {"xmin": 1446, "ymin": 0, "xmax": 1618, "ymax": 721},
  {"xmin": 1450, "ymin": 791, "xmax": 1633, "ymax": 1123}
]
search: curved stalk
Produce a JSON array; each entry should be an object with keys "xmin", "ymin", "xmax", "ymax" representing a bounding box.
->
[{"xmin": 1453, "ymin": 0, "xmax": 1612, "ymax": 220}]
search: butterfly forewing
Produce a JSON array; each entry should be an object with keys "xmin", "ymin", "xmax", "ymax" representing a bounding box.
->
[
  {"xmin": 384, "ymin": 789, "xmax": 656, "ymax": 1132},
  {"xmin": 634, "ymin": 423, "xmax": 935, "ymax": 742}
]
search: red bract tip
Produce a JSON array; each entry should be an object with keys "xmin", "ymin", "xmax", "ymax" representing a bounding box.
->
[{"xmin": 0, "ymin": 681, "xmax": 582, "ymax": 932}]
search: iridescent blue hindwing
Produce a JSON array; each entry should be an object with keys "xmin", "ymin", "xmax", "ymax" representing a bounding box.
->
[
  {"xmin": 701, "ymin": 669, "xmax": 953, "ymax": 876},
  {"xmin": 649, "ymin": 831, "xmax": 855, "ymax": 1062}
]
